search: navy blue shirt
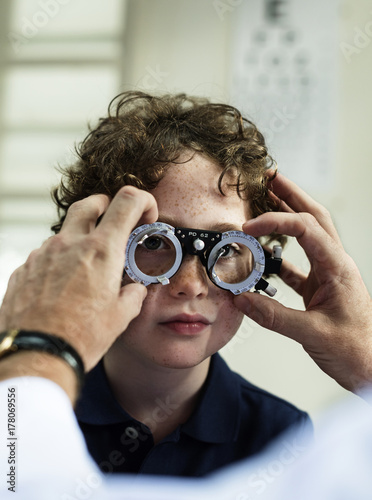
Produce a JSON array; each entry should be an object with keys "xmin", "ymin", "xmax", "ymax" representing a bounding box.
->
[{"xmin": 75, "ymin": 353, "xmax": 311, "ymax": 477}]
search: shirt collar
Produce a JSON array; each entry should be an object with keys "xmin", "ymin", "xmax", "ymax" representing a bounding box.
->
[{"xmin": 75, "ymin": 354, "xmax": 241, "ymax": 443}]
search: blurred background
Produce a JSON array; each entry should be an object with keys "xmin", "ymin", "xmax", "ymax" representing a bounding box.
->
[{"xmin": 0, "ymin": 0, "xmax": 371, "ymax": 424}]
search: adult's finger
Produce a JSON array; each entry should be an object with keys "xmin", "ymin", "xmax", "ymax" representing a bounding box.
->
[
  {"xmin": 60, "ymin": 194, "xmax": 111, "ymax": 235},
  {"xmin": 234, "ymin": 291, "xmax": 313, "ymax": 345},
  {"xmin": 270, "ymin": 174, "xmax": 340, "ymax": 241},
  {"xmin": 243, "ymin": 211, "xmax": 342, "ymax": 269},
  {"xmin": 268, "ymin": 190, "xmax": 295, "ymax": 214},
  {"xmin": 95, "ymin": 186, "xmax": 158, "ymax": 250},
  {"xmin": 118, "ymin": 283, "xmax": 148, "ymax": 325}
]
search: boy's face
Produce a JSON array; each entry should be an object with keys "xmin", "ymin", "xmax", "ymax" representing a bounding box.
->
[{"xmin": 115, "ymin": 153, "xmax": 251, "ymax": 369}]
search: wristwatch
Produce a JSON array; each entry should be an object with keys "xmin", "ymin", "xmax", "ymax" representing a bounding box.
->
[{"xmin": 0, "ymin": 329, "xmax": 85, "ymax": 388}]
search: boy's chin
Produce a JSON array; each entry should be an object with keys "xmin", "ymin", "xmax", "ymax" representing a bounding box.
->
[{"xmin": 153, "ymin": 351, "xmax": 212, "ymax": 371}]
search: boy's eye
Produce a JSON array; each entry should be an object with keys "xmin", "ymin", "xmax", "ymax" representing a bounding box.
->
[
  {"xmin": 220, "ymin": 243, "xmax": 240, "ymax": 259},
  {"xmin": 143, "ymin": 235, "xmax": 167, "ymax": 251}
]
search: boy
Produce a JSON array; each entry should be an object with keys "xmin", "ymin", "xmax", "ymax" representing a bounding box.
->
[{"xmin": 52, "ymin": 91, "xmax": 310, "ymax": 476}]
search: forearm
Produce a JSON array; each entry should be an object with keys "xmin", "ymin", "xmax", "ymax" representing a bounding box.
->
[{"xmin": 0, "ymin": 351, "xmax": 78, "ymax": 404}]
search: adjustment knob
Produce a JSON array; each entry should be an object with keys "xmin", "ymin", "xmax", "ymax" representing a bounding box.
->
[{"xmin": 193, "ymin": 238, "xmax": 205, "ymax": 251}]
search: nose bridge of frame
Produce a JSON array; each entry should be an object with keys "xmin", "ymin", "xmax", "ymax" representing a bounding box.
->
[{"xmin": 174, "ymin": 227, "xmax": 222, "ymax": 266}]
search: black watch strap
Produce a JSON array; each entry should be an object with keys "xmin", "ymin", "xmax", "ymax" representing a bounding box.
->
[{"xmin": 0, "ymin": 329, "xmax": 85, "ymax": 389}]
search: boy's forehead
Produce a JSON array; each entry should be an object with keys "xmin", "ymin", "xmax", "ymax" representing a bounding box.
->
[
  {"xmin": 156, "ymin": 214, "xmax": 245, "ymax": 233},
  {"xmin": 157, "ymin": 152, "xmax": 235, "ymax": 192},
  {"xmin": 151, "ymin": 153, "xmax": 251, "ymax": 225}
]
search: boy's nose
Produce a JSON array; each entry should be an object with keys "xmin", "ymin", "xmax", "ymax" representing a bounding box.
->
[{"xmin": 168, "ymin": 254, "xmax": 209, "ymax": 298}]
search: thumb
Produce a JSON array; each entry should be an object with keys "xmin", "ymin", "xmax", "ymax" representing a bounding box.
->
[
  {"xmin": 234, "ymin": 292, "xmax": 311, "ymax": 345},
  {"xmin": 117, "ymin": 283, "xmax": 148, "ymax": 332}
]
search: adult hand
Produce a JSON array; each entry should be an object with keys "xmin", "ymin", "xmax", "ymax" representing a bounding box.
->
[
  {"xmin": 234, "ymin": 174, "xmax": 372, "ymax": 393},
  {"xmin": 0, "ymin": 186, "xmax": 158, "ymax": 372}
]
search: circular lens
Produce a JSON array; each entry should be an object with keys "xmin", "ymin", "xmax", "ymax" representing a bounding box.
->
[
  {"xmin": 125, "ymin": 223, "xmax": 183, "ymax": 286},
  {"xmin": 214, "ymin": 243, "xmax": 253, "ymax": 284},
  {"xmin": 134, "ymin": 234, "xmax": 177, "ymax": 277},
  {"xmin": 207, "ymin": 231, "xmax": 265, "ymax": 294}
]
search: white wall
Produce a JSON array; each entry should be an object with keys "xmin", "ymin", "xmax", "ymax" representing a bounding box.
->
[
  {"xmin": 122, "ymin": 0, "xmax": 372, "ymax": 421},
  {"xmin": 122, "ymin": 0, "xmax": 231, "ymax": 99}
]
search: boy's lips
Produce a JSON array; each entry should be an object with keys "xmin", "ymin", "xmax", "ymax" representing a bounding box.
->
[{"xmin": 159, "ymin": 314, "xmax": 211, "ymax": 335}]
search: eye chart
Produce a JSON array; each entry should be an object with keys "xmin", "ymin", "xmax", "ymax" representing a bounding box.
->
[{"xmin": 228, "ymin": 0, "xmax": 339, "ymax": 190}]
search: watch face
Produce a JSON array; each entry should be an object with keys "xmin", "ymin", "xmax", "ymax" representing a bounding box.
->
[{"xmin": 0, "ymin": 329, "xmax": 19, "ymax": 358}]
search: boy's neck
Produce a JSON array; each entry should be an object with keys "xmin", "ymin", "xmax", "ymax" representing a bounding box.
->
[{"xmin": 103, "ymin": 349, "xmax": 210, "ymax": 444}]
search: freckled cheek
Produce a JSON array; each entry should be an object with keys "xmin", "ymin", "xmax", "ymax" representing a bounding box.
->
[{"xmin": 213, "ymin": 291, "xmax": 244, "ymax": 342}]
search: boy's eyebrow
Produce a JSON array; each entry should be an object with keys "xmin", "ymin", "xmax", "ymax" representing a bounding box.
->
[{"xmin": 157, "ymin": 215, "xmax": 242, "ymax": 233}]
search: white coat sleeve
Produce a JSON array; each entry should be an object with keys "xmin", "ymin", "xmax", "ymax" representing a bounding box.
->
[{"xmin": 0, "ymin": 376, "xmax": 105, "ymax": 499}]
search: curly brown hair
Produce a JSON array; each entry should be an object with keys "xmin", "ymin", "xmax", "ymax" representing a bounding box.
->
[{"xmin": 51, "ymin": 91, "xmax": 281, "ymax": 242}]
